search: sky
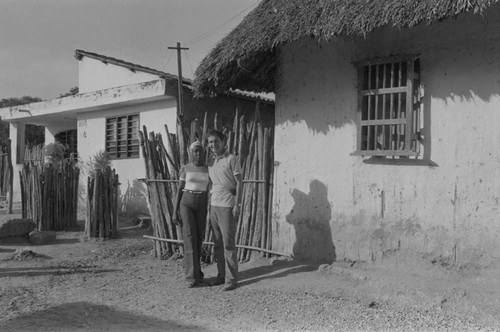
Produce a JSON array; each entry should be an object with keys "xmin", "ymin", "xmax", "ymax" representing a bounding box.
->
[{"xmin": 0, "ymin": 0, "xmax": 259, "ymax": 100}]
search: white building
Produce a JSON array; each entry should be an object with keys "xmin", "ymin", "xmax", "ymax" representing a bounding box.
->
[{"xmin": 1, "ymin": 50, "xmax": 274, "ymax": 216}]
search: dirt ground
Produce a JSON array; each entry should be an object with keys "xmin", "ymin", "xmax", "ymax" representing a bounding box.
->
[{"xmin": 1, "ymin": 209, "xmax": 500, "ymax": 332}]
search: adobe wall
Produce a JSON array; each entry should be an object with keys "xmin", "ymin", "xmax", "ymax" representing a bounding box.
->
[{"xmin": 273, "ymin": 7, "xmax": 500, "ymax": 266}]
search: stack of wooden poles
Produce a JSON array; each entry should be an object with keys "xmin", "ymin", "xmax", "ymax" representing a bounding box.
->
[
  {"xmin": 20, "ymin": 161, "xmax": 80, "ymax": 231},
  {"xmin": 85, "ymin": 167, "xmax": 119, "ymax": 238},
  {"xmin": 0, "ymin": 139, "xmax": 13, "ymax": 212},
  {"xmin": 233, "ymin": 108, "xmax": 274, "ymax": 262},
  {"xmin": 139, "ymin": 124, "xmax": 182, "ymax": 259},
  {"xmin": 141, "ymin": 105, "xmax": 274, "ymax": 262}
]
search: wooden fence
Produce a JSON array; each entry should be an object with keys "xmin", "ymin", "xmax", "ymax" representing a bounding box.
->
[
  {"xmin": 0, "ymin": 139, "xmax": 13, "ymax": 212},
  {"xmin": 141, "ymin": 104, "xmax": 275, "ymax": 261},
  {"xmin": 20, "ymin": 161, "xmax": 80, "ymax": 231},
  {"xmin": 24, "ymin": 144, "xmax": 44, "ymax": 165},
  {"xmin": 85, "ymin": 167, "xmax": 119, "ymax": 238}
]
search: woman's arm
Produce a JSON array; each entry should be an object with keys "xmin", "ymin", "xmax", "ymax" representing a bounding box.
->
[{"xmin": 172, "ymin": 180, "xmax": 185, "ymax": 225}]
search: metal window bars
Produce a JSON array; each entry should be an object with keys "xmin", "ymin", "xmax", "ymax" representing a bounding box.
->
[{"xmin": 353, "ymin": 56, "xmax": 421, "ymax": 157}]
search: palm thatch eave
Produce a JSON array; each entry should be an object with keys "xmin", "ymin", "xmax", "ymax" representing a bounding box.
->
[{"xmin": 193, "ymin": 0, "xmax": 500, "ymax": 97}]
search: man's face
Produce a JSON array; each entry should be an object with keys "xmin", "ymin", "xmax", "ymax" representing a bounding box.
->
[{"xmin": 207, "ymin": 135, "xmax": 224, "ymax": 155}]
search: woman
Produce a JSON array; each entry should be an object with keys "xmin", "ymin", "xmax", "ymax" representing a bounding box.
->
[{"xmin": 173, "ymin": 141, "xmax": 209, "ymax": 288}]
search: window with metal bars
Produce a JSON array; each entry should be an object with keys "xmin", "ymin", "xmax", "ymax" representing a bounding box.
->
[
  {"xmin": 352, "ymin": 56, "xmax": 422, "ymax": 157},
  {"xmin": 55, "ymin": 129, "xmax": 77, "ymax": 159},
  {"xmin": 105, "ymin": 114, "xmax": 140, "ymax": 159}
]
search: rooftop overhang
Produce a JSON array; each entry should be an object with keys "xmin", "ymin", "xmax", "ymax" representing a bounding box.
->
[
  {"xmin": 0, "ymin": 79, "xmax": 176, "ymax": 126},
  {"xmin": 193, "ymin": 0, "xmax": 500, "ymax": 96}
]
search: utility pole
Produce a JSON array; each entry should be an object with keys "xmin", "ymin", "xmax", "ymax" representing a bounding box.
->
[{"xmin": 167, "ymin": 42, "xmax": 189, "ymax": 118}]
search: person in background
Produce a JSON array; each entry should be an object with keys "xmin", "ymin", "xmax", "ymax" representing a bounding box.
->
[
  {"xmin": 173, "ymin": 141, "xmax": 209, "ymax": 288},
  {"xmin": 206, "ymin": 129, "xmax": 242, "ymax": 291}
]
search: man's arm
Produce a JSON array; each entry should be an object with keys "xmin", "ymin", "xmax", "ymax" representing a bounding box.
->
[{"xmin": 233, "ymin": 173, "xmax": 242, "ymax": 218}]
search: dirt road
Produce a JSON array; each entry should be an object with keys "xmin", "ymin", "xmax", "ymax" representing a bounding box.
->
[{"xmin": 1, "ymin": 218, "xmax": 500, "ymax": 331}]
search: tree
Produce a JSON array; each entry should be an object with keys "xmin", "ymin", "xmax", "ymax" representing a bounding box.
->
[
  {"xmin": 0, "ymin": 87, "xmax": 79, "ymax": 146},
  {"xmin": 0, "ymin": 96, "xmax": 42, "ymax": 108},
  {"xmin": 58, "ymin": 87, "xmax": 79, "ymax": 98}
]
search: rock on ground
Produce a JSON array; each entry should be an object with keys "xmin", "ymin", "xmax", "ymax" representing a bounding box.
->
[
  {"xmin": 29, "ymin": 230, "xmax": 56, "ymax": 245},
  {"xmin": 0, "ymin": 218, "xmax": 36, "ymax": 238}
]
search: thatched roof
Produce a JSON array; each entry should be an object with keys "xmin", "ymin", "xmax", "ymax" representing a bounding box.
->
[{"xmin": 193, "ymin": 0, "xmax": 500, "ymax": 96}]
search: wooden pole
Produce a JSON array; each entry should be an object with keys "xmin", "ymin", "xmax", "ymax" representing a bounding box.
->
[
  {"xmin": 6, "ymin": 139, "xmax": 13, "ymax": 214},
  {"xmin": 20, "ymin": 168, "xmax": 26, "ymax": 218},
  {"xmin": 167, "ymin": 42, "xmax": 189, "ymax": 118},
  {"xmin": 113, "ymin": 171, "xmax": 119, "ymax": 236},
  {"xmin": 164, "ymin": 124, "xmax": 179, "ymax": 172},
  {"xmin": 238, "ymin": 115, "xmax": 246, "ymax": 163},
  {"xmin": 143, "ymin": 235, "xmax": 291, "ymax": 258},
  {"xmin": 233, "ymin": 106, "xmax": 240, "ymax": 155}
]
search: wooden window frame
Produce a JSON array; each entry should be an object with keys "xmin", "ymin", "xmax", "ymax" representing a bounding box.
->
[
  {"xmin": 105, "ymin": 114, "xmax": 140, "ymax": 159},
  {"xmin": 351, "ymin": 55, "xmax": 421, "ymax": 157}
]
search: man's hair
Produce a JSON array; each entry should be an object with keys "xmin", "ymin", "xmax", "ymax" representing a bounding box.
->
[{"xmin": 206, "ymin": 129, "xmax": 225, "ymax": 141}]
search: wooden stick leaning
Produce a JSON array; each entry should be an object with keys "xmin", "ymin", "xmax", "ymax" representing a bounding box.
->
[
  {"xmin": 253, "ymin": 121, "xmax": 264, "ymax": 253},
  {"xmin": 266, "ymin": 138, "xmax": 275, "ymax": 257},
  {"xmin": 240, "ymin": 111, "xmax": 258, "ymax": 260},
  {"xmin": 143, "ymin": 235, "xmax": 291, "ymax": 258},
  {"xmin": 153, "ymin": 133, "xmax": 176, "ymax": 244},
  {"xmin": 140, "ymin": 128, "xmax": 168, "ymax": 256}
]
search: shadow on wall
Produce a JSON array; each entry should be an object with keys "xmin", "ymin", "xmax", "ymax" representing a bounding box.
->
[
  {"xmin": 119, "ymin": 179, "xmax": 149, "ymax": 216},
  {"xmin": 285, "ymin": 180, "xmax": 336, "ymax": 263}
]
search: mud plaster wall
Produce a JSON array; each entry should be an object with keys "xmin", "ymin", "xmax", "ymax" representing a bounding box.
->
[{"xmin": 273, "ymin": 7, "xmax": 500, "ymax": 266}]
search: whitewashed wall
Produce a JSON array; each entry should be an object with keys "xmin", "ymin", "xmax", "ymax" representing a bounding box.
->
[
  {"xmin": 273, "ymin": 7, "xmax": 500, "ymax": 266},
  {"xmin": 78, "ymin": 99, "xmax": 177, "ymax": 215},
  {"xmin": 78, "ymin": 57, "xmax": 159, "ymax": 93}
]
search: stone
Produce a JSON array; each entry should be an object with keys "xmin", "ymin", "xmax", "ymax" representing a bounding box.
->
[
  {"xmin": 318, "ymin": 263, "xmax": 330, "ymax": 271},
  {"xmin": 0, "ymin": 218, "xmax": 36, "ymax": 238},
  {"xmin": 28, "ymin": 230, "xmax": 56, "ymax": 245},
  {"xmin": 11, "ymin": 247, "xmax": 38, "ymax": 260},
  {"xmin": 134, "ymin": 215, "xmax": 151, "ymax": 229}
]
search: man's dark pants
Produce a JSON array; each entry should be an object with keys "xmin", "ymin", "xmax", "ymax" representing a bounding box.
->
[{"xmin": 210, "ymin": 206, "xmax": 238, "ymax": 285}]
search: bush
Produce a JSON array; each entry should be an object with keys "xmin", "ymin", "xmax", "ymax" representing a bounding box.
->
[
  {"xmin": 43, "ymin": 142, "xmax": 66, "ymax": 166},
  {"xmin": 87, "ymin": 150, "xmax": 111, "ymax": 173}
]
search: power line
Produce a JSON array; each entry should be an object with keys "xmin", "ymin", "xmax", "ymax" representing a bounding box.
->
[
  {"xmin": 164, "ymin": 49, "xmax": 175, "ymax": 68},
  {"xmin": 184, "ymin": 1, "xmax": 260, "ymax": 46},
  {"xmin": 183, "ymin": 50, "xmax": 195, "ymax": 77}
]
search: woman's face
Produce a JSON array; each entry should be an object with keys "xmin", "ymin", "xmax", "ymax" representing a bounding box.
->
[
  {"xmin": 207, "ymin": 134, "xmax": 224, "ymax": 155},
  {"xmin": 192, "ymin": 146, "xmax": 205, "ymax": 164}
]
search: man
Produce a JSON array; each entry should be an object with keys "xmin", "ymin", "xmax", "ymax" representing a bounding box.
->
[{"xmin": 206, "ymin": 129, "xmax": 242, "ymax": 291}]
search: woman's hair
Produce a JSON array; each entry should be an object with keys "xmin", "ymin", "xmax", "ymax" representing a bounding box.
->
[
  {"xmin": 189, "ymin": 141, "xmax": 203, "ymax": 151},
  {"xmin": 206, "ymin": 129, "xmax": 225, "ymax": 141}
]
